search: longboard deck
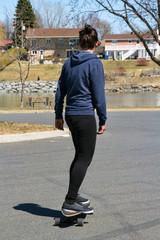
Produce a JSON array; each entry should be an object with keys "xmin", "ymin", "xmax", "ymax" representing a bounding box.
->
[
  {"xmin": 54, "ymin": 209, "xmax": 93, "ymax": 227},
  {"xmin": 61, "ymin": 209, "xmax": 83, "ymax": 217}
]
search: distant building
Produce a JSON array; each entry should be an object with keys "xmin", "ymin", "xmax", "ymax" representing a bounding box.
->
[
  {"xmin": 26, "ymin": 28, "xmax": 80, "ymax": 62},
  {"xmin": 103, "ymin": 33, "xmax": 158, "ymax": 60},
  {"xmin": 0, "ymin": 40, "xmax": 13, "ymax": 54}
]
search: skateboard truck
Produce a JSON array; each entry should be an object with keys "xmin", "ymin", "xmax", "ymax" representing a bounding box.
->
[
  {"xmin": 54, "ymin": 216, "xmax": 84, "ymax": 226},
  {"xmin": 54, "ymin": 208, "xmax": 93, "ymax": 227}
]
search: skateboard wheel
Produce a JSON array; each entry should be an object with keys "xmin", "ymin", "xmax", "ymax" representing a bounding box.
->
[
  {"xmin": 77, "ymin": 218, "xmax": 84, "ymax": 226},
  {"xmin": 55, "ymin": 218, "xmax": 60, "ymax": 226}
]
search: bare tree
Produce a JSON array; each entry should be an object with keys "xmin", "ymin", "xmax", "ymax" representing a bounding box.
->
[
  {"xmin": 98, "ymin": 19, "xmax": 111, "ymax": 39},
  {"xmin": 0, "ymin": 21, "xmax": 6, "ymax": 40},
  {"xmin": 32, "ymin": 0, "xmax": 70, "ymax": 28},
  {"xmin": 7, "ymin": 49, "xmax": 31, "ymax": 107},
  {"xmin": 3, "ymin": 7, "xmax": 14, "ymax": 39},
  {"xmin": 17, "ymin": 51, "xmax": 30, "ymax": 108},
  {"xmin": 5, "ymin": 20, "xmax": 31, "ymax": 107},
  {"xmin": 72, "ymin": 0, "xmax": 160, "ymax": 66},
  {"xmin": 72, "ymin": 12, "xmax": 111, "ymax": 39},
  {"xmin": 19, "ymin": 53, "xmax": 30, "ymax": 107}
]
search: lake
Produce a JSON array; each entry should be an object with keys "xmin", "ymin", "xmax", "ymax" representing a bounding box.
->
[{"xmin": 0, "ymin": 92, "xmax": 160, "ymax": 108}]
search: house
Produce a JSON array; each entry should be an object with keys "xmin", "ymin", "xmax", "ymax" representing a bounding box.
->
[
  {"xmin": 103, "ymin": 33, "xmax": 159, "ymax": 60},
  {"xmin": 0, "ymin": 40, "xmax": 13, "ymax": 54},
  {"xmin": 26, "ymin": 28, "xmax": 80, "ymax": 62}
]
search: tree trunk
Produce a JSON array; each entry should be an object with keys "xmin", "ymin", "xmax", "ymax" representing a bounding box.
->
[
  {"xmin": 157, "ymin": 0, "xmax": 160, "ymax": 34},
  {"xmin": 20, "ymin": 82, "xmax": 25, "ymax": 108}
]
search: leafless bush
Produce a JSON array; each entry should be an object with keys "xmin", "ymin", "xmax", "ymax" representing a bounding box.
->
[{"xmin": 137, "ymin": 58, "xmax": 148, "ymax": 66}]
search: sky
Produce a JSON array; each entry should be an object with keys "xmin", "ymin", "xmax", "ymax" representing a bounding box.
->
[
  {"xmin": 0, "ymin": 0, "xmax": 130, "ymax": 33},
  {"xmin": 0, "ymin": 0, "xmax": 17, "ymax": 21},
  {"xmin": 0, "ymin": 0, "xmax": 67, "ymax": 21},
  {"xmin": 0, "ymin": 0, "xmax": 59, "ymax": 22}
]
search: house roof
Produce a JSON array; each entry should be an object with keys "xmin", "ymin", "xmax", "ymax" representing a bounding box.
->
[
  {"xmin": 0, "ymin": 40, "xmax": 13, "ymax": 46},
  {"xmin": 26, "ymin": 28, "xmax": 81, "ymax": 38},
  {"xmin": 103, "ymin": 33, "xmax": 155, "ymax": 40}
]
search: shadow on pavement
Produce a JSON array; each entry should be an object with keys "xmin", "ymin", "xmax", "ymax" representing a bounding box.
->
[
  {"xmin": 13, "ymin": 203, "xmax": 87, "ymax": 228},
  {"xmin": 13, "ymin": 203, "xmax": 61, "ymax": 218}
]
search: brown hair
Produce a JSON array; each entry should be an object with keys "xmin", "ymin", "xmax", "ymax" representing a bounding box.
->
[{"xmin": 79, "ymin": 24, "xmax": 98, "ymax": 50}]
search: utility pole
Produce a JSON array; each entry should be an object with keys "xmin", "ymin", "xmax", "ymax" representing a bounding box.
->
[{"xmin": 21, "ymin": 20, "xmax": 23, "ymax": 48}]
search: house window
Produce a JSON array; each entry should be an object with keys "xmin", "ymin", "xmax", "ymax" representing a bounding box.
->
[
  {"xmin": 149, "ymin": 39, "xmax": 154, "ymax": 44},
  {"xmin": 112, "ymin": 40, "xmax": 117, "ymax": 44},
  {"xmin": 66, "ymin": 50, "xmax": 76, "ymax": 58},
  {"xmin": 31, "ymin": 50, "xmax": 37, "ymax": 55},
  {"xmin": 58, "ymin": 38, "xmax": 63, "ymax": 44},
  {"xmin": 128, "ymin": 40, "xmax": 132, "ymax": 44},
  {"xmin": 146, "ymin": 39, "xmax": 153, "ymax": 44},
  {"xmin": 69, "ymin": 38, "xmax": 79, "ymax": 46},
  {"xmin": 46, "ymin": 38, "xmax": 51, "ymax": 44},
  {"xmin": 32, "ymin": 39, "xmax": 36, "ymax": 46}
]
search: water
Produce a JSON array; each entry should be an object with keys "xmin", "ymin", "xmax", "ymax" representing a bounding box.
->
[
  {"xmin": 106, "ymin": 92, "xmax": 160, "ymax": 107},
  {"xmin": 0, "ymin": 92, "xmax": 160, "ymax": 108}
]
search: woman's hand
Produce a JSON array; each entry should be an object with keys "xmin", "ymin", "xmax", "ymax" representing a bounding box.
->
[
  {"xmin": 55, "ymin": 119, "xmax": 64, "ymax": 130},
  {"xmin": 97, "ymin": 125, "xmax": 106, "ymax": 134}
]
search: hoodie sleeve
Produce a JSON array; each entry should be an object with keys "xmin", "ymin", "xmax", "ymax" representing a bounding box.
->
[
  {"xmin": 54, "ymin": 66, "xmax": 66, "ymax": 119},
  {"xmin": 90, "ymin": 60, "xmax": 107, "ymax": 125}
]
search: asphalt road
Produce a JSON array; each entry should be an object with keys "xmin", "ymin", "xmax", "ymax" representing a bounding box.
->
[{"xmin": 0, "ymin": 111, "xmax": 160, "ymax": 240}]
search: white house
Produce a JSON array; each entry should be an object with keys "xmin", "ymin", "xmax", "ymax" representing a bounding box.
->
[{"xmin": 103, "ymin": 33, "xmax": 158, "ymax": 60}]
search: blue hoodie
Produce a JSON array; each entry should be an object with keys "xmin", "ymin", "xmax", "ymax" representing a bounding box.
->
[{"xmin": 55, "ymin": 50, "xmax": 107, "ymax": 125}]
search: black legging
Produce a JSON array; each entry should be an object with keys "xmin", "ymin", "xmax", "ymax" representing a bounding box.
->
[{"xmin": 65, "ymin": 115, "xmax": 97, "ymax": 204}]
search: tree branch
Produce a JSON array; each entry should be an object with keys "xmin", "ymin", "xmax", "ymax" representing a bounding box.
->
[
  {"xmin": 121, "ymin": 0, "xmax": 160, "ymax": 44},
  {"xmin": 95, "ymin": 0, "xmax": 160, "ymax": 65}
]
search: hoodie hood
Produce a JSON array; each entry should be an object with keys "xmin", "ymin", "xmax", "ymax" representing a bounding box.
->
[{"xmin": 71, "ymin": 50, "xmax": 98, "ymax": 66}]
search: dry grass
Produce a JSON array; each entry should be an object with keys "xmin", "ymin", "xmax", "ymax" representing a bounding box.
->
[
  {"xmin": 106, "ymin": 74, "xmax": 160, "ymax": 90},
  {"xmin": 103, "ymin": 60, "xmax": 160, "ymax": 89},
  {"xmin": 0, "ymin": 59, "xmax": 159, "ymax": 82},
  {"xmin": 0, "ymin": 61, "xmax": 62, "ymax": 82},
  {"xmin": 0, "ymin": 121, "xmax": 56, "ymax": 135},
  {"xmin": 102, "ymin": 59, "xmax": 156, "ymax": 72}
]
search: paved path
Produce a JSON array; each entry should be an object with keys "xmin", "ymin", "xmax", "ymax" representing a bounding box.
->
[{"xmin": 0, "ymin": 111, "xmax": 160, "ymax": 240}]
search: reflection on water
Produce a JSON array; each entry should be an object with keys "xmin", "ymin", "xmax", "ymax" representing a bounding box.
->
[
  {"xmin": 0, "ymin": 92, "xmax": 160, "ymax": 108},
  {"xmin": 0, "ymin": 93, "xmax": 54, "ymax": 108},
  {"xmin": 107, "ymin": 92, "xmax": 160, "ymax": 107}
]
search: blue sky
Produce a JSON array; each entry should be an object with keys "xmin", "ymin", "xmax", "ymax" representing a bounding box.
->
[
  {"xmin": 0, "ymin": 0, "xmax": 17, "ymax": 22},
  {"xmin": 0, "ymin": 0, "xmax": 130, "ymax": 33},
  {"xmin": 0, "ymin": 0, "xmax": 59, "ymax": 22}
]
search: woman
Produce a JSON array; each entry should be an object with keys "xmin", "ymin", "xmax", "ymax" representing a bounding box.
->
[{"xmin": 55, "ymin": 24, "xmax": 107, "ymax": 215}]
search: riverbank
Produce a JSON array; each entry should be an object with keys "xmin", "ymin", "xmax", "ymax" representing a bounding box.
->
[
  {"xmin": 0, "ymin": 81, "xmax": 57, "ymax": 93},
  {"xmin": 0, "ymin": 79, "xmax": 160, "ymax": 94},
  {"xmin": 0, "ymin": 60, "xmax": 160, "ymax": 93},
  {"xmin": 106, "ymin": 74, "xmax": 160, "ymax": 93}
]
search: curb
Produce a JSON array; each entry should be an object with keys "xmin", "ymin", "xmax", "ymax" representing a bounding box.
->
[
  {"xmin": 0, "ymin": 128, "xmax": 70, "ymax": 144},
  {"xmin": 0, "ymin": 107, "xmax": 160, "ymax": 114}
]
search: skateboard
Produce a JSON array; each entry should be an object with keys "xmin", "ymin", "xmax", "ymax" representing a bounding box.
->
[{"xmin": 54, "ymin": 209, "xmax": 93, "ymax": 227}]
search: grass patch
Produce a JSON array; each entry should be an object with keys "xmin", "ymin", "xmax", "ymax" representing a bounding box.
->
[
  {"xmin": 101, "ymin": 59, "xmax": 156, "ymax": 72},
  {"xmin": 102, "ymin": 60, "xmax": 160, "ymax": 88},
  {"xmin": 0, "ymin": 121, "xmax": 56, "ymax": 135},
  {"xmin": 0, "ymin": 61, "xmax": 62, "ymax": 82},
  {"xmin": 0, "ymin": 59, "xmax": 158, "ymax": 82}
]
